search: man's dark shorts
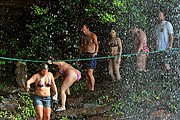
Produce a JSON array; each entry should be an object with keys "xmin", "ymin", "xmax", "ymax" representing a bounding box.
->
[{"xmin": 80, "ymin": 53, "xmax": 97, "ymax": 69}]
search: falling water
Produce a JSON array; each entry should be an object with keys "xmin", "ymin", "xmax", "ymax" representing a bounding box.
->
[{"xmin": 0, "ymin": 0, "xmax": 179, "ymax": 120}]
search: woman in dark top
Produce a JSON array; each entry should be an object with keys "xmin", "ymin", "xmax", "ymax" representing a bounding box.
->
[
  {"xmin": 26, "ymin": 64, "xmax": 58, "ymax": 120},
  {"xmin": 108, "ymin": 28, "xmax": 123, "ymax": 81}
]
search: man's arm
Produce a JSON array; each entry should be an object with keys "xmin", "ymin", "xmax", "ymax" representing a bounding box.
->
[
  {"xmin": 169, "ymin": 33, "xmax": 174, "ymax": 48},
  {"xmin": 93, "ymin": 34, "xmax": 99, "ymax": 56},
  {"xmin": 167, "ymin": 22, "xmax": 174, "ymax": 48}
]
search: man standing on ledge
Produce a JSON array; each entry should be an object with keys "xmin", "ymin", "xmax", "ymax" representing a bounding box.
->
[
  {"xmin": 79, "ymin": 24, "xmax": 99, "ymax": 92},
  {"xmin": 155, "ymin": 11, "xmax": 174, "ymax": 70}
]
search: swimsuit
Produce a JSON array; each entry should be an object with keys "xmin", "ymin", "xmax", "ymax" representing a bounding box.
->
[
  {"xmin": 141, "ymin": 46, "xmax": 149, "ymax": 53},
  {"xmin": 75, "ymin": 70, "xmax": 81, "ymax": 81},
  {"xmin": 109, "ymin": 37, "xmax": 121, "ymax": 59},
  {"xmin": 59, "ymin": 69, "xmax": 81, "ymax": 81},
  {"xmin": 110, "ymin": 37, "xmax": 119, "ymax": 47},
  {"xmin": 37, "ymin": 75, "xmax": 51, "ymax": 87},
  {"xmin": 34, "ymin": 75, "xmax": 51, "ymax": 107},
  {"xmin": 140, "ymin": 44, "xmax": 149, "ymax": 56}
]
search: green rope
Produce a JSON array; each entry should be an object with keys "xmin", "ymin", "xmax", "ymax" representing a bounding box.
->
[{"xmin": 0, "ymin": 48, "xmax": 179, "ymax": 63}]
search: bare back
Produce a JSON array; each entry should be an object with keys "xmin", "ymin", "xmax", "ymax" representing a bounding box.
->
[
  {"xmin": 135, "ymin": 30, "xmax": 148, "ymax": 52},
  {"xmin": 138, "ymin": 31, "xmax": 147, "ymax": 45},
  {"xmin": 58, "ymin": 62, "xmax": 73, "ymax": 72}
]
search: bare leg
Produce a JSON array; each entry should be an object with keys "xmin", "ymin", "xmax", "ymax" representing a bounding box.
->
[
  {"xmin": 137, "ymin": 54, "xmax": 147, "ymax": 71},
  {"xmin": 43, "ymin": 107, "xmax": 51, "ymax": 120},
  {"xmin": 66, "ymin": 87, "xmax": 70, "ymax": 95},
  {"xmin": 60, "ymin": 88, "xmax": 66, "ymax": 109},
  {"xmin": 35, "ymin": 106, "xmax": 43, "ymax": 120},
  {"xmin": 85, "ymin": 70, "xmax": 91, "ymax": 91},
  {"xmin": 60, "ymin": 73, "xmax": 77, "ymax": 109},
  {"xmin": 137, "ymin": 54, "xmax": 143, "ymax": 71},
  {"xmin": 87, "ymin": 69, "xmax": 95, "ymax": 91},
  {"xmin": 108, "ymin": 59, "xmax": 115, "ymax": 80},
  {"xmin": 114, "ymin": 58, "xmax": 121, "ymax": 80},
  {"xmin": 140, "ymin": 54, "xmax": 147, "ymax": 71}
]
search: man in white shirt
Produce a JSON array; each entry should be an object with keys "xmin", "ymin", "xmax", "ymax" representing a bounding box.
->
[{"xmin": 155, "ymin": 11, "xmax": 174, "ymax": 70}]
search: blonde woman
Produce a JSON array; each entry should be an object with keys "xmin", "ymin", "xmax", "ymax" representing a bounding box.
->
[
  {"xmin": 48, "ymin": 59, "xmax": 81, "ymax": 112},
  {"xmin": 26, "ymin": 64, "xmax": 58, "ymax": 120}
]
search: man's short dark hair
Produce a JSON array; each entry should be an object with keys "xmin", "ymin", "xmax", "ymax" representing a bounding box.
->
[
  {"xmin": 82, "ymin": 23, "xmax": 90, "ymax": 29},
  {"xmin": 158, "ymin": 10, "xmax": 165, "ymax": 16}
]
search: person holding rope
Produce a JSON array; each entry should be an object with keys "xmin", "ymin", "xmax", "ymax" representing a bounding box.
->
[
  {"xmin": 78, "ymin": 24, "xmax": 99, "ymax": 92},
  {"xmin": 154, "ymin": 11, "xmax": 174, "ymax": 70},
  {"xmin": 26, "ymin": 64, "xmax": 58, "ymax": 120},
  {"xmin": 131, "ymin": 27, "xmax": 149, "ymax": 72},
  {"xmin": 48, "ymin": 58, "xmax": 81, "ymax": 112},
  {"xmin": 108, "ymin": 27, "xmax": 122, "ymax": 80}
]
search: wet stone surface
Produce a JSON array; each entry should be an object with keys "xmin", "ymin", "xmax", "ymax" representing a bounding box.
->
[
  {"xmin": 50, "ymin": 51, "xmax": 179, "ymax": 120},
  {"xmin": 0, "ymin": 50, "xmax": 179, "ymax": 120}
]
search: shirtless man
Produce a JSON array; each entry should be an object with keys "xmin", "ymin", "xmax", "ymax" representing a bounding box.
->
[
  {"xmin": 131, "ymin": 27, "xmax": 149, "ymax": 71},
  {"xmin": 108, "ymin": 28, "xmax": 122, "ymax": 80},
  {"xmin": 79, "ymin": 24, "xmax": 99, "ymax": 91}
]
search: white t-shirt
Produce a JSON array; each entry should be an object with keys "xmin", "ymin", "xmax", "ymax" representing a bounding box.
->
[{"xmin": 155, "ymin": 21, "xmax": 174, "ymax": 51}]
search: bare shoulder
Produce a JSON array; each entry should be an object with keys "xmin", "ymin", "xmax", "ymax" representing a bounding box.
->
[
  {"xmin": 117, "ymin": 37, "xmax": 122, "ymax": 42},
  {"xmin": 117, "ymin": 37, "xmax": 121, "ymax": 40},
  {"xmin": 92, "ymin": 32, "xmax": 97, "ymax": 38},
  {"xmin": 30, "ymin": 73, "xmax": 39, "ymax": 81},
  {"xmin": 48, "ymin": 72, "xmax": 53, "ymax": 77},
  {"xmin": 33, "ymin": 73, "xmax": 39, "ymax": 78},
  {"xmin": 62, "ymin": 61, "xmax": 69, "ymax": 66}
]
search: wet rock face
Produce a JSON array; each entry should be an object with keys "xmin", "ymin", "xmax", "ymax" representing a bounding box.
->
[
  {"xmin": 0, "ymin": 96, "xmax": 18, "ymax": 113},
  {"xmin": 15, "ymin": 61, "xmax": 28, "ymax": 90},
  {"xmin": 146, "ymin": 109, "xmax": 173, "ymax": 120}
]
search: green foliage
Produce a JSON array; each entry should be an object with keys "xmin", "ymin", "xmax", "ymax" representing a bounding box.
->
[
  {"xmin": 85, "ymin": 0, "xmax": 147, "ymax": 28},
  {"xmin": 0, "ymin": 0, "xmax": 179, "ymax": 118},
  {"xmin": 96, "ymin": 95, "xmax": 112, "ymax": 106},
  {"xmin": 0, "ymin": 49, "xmax": 7, "ymax": 65},
  {"xmin": 111, "ymin": 84, "xmax": 178, "ymax": 115},
  {"xmin": 69, "ymin": 73, "xmax": 87, "ymax": 92},
  {"xmin": 33, "ymin": 6, "xmax": 49, "ymax": 15},
  {"xmin": 12, "ymin": 0, "xmax": 149, "ymax": 63},
  {"xmin": 0, "ymin": 111, "xmax": 14, "ymax": 119},
  {"xmin": 0, "ymin": 93, "xmax": 35, "ymax": 119},
  {"xmin": 16, "ymin": 5, "xmax": 56, "ymax": 60},
  {"xmin": 60, "ymin": 116, "xmax": 69, "ymax": 120},
  {"xmin": 15, "ymin": 93, "xmax": 36, "ymax": 120},
  {"xmin": 111, "ymin": 101, "xmax": 125, "ymax": 115}
]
